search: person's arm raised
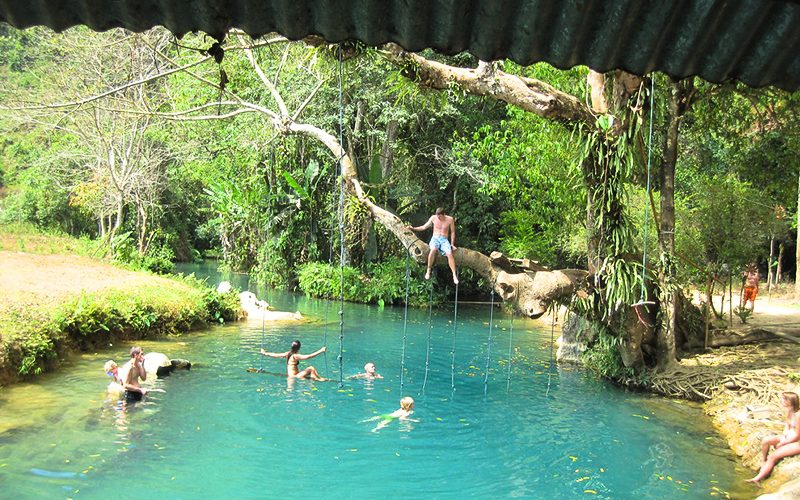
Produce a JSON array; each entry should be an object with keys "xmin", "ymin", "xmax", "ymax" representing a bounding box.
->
[
  {"xmin": 260, "ymin": 349, "xmax": 290, "ymax": 358},
  {"xmin": 408, "ymin": 216, "xmax": 434, "ymax": 232},
  {"xmin": 297, "ymin": 346, "xmax": 327, "ymax": 360}
]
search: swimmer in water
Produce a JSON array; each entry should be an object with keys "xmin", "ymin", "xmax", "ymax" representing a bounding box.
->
[
  {"xmin": 350, "ymin": 362, "xmax": 383, "ymax": 380},
  {"xmin": 122, "ymin": 346, "xmax": 149, "ymax": 402},
  {"xmin": 260, "ymin": 340, "xmax": 327, "ymax": 381},
  {"xmin": 368, "ymin": 396, "xmax": 415, "ymax": 432},
  {"xmin": 103, "ymin": 360, "xmax": 125, "ymax": 397}
]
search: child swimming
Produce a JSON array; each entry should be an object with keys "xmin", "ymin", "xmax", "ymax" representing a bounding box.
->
[{"xmin": 367, "ymin": 396, "xmax": 415, "ymax": 432}]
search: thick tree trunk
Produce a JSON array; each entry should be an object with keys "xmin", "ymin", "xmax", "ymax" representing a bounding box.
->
[
  {"xmin": 796, "ymin": 168, "xmax": 800, "ymax": 300},
  {"xmin": 656, "ymin": 80, "xmax": 682, "ymax": 368},
  {"xmin": 289, "ymin": 121, "xmax": 587, "ymax": 317}
]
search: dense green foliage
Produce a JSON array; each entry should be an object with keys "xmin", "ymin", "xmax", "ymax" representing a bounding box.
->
[
  {"xmin": 1, "ymin": 278, "xmax": 239, "ymax": 380},
  {"xmin": 297, "ymin": 259, "xmax": 441, "ymax": 307},
  {"xmin": 1, "ymin": 25, "xmax": 799, "ymax": 319}
]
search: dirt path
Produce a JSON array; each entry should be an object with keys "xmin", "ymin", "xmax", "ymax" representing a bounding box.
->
[{"xmin": 0, "ymin": 251, "xmax": 187, "ymax": 306}]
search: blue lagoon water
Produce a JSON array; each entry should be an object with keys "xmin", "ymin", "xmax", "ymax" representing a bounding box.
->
[{"xmin": 0, "ymin": 264, "xmax": 756, "ymax": 498}]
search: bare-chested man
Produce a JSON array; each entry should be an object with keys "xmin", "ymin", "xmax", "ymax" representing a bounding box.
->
[
  {"xmin": 742, "ymin": 263, "xmax": 760, "ymax": 312},
  {"xmin": 408, "ymin": 207, "xmax": 458, "ymax": 284},
  {"xmin": 123, "ymin": 346, "xmax": 148, "ymax": 402}
]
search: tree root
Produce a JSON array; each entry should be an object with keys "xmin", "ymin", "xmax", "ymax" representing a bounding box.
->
[{"xmin": 649, "ymin": 344, "xmax": 794, "ymax": 404}]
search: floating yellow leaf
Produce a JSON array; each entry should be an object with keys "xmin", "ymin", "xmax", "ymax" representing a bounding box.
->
[
  {"xmin": 569, "ymin": 456, "xmax": 578, "ymax": 462},
  {"xmin": 395, "ymin": 452, "xmax": 400, "ymax": 457},
  {"xmin": 348, "ymin": 448, "xmax": 358, "ymax": 452},
  {"xmin": 632, "ymin": 414, "xmax": 650, "ymax": 420},
  {"xmin": 576, "ymin": 476, "xmax": 590, "ymax": 482},
  {"xmin": 436, "ymin": 417, "xmax": 443, "ymax": 421},
  {"xmin": 584, "ymin": 490, "xmax": 597, "ymax": 495},
  {"xmin": 599, "ymin": 468, "xmax": 605, "ymax": 473}
]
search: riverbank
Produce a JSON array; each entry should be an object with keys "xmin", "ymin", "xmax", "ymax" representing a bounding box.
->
[
  {"xmin": 0, "ymin": 249, "xmax": 241, "ymax": 385},
  {"xmin": 546, "ymin": 295, "xmax": 800, "ymax": 497}
]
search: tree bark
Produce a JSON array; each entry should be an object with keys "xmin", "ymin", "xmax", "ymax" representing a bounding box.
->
[
  {"xmin": 656, "ymin": 80, "xmax": 681, "ymax": 368},
  {"xmin": 289, "ymin": 121, "xmax": 587, "ymax": 317},
  {"xmin": 796, "ymin": 167, "xmax": 800, "ymax": 300}
]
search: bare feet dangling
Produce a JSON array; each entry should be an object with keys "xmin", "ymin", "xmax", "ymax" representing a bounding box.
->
[
  {"xmin": 425, "ymin": 268, "xmax": 431, "ymax": 280},
  {"xmin": 453, "ymin": 274, "xmax": 459, "ymax": 285}
]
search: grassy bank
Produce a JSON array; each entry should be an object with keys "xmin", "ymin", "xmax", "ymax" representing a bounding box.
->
[{"xmin": 0, "ymin": 225, "xmax": 240, "ymax": 385}]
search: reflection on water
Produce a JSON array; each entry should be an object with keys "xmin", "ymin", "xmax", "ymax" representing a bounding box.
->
[{"xmin": 0, "ymin": 262, "xmax": 758, "ymax": 498}]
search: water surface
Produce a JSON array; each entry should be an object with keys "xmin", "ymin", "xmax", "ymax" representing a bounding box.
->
[{"xmin": 0, "ymin": 263, "xmax": 755, "ymax": 498}]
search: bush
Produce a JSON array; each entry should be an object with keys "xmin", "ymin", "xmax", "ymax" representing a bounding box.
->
[
  {"xmin": 297, "ymin": 258, "xmax": 440, "ymax": 307},
  {"xmin": 582, "ymin": 328, "xmax": 636, "ymax": 380}
]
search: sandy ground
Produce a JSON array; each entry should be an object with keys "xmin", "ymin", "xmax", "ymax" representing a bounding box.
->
[{"xmin": 0, "ymin": 251, "xmax": 185, "ymax": 305}]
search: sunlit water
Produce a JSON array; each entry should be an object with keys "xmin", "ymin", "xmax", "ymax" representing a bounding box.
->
[{"xmin": 0, "ymin": 263, "xmax": 757, "ymax": 499}]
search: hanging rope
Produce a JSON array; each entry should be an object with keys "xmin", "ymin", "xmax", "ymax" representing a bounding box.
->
[
  {"xmin": 635, "ymin": 77, "xmax": 656, "ymax": 304},
  {"xmin": 505, "ymin": 312, "xmax": 514, "ymax": 392},
  {"xmin": 400, "ymin": 245, "xmax": 412, "ymax": 394},
  {"xmin": 421, "ymin": 272, "xmax": 435, "ymax": 394},
  {"xmin": 450, "ymin": 279, "xmax": 459, "ymax": 394},
  {"xmin": 545, "ymin": 307, "xmax": 556, "ymax": 398},
  {"xmin": 483, "ymin": 284, "xmax": 496, "ymax": 396},
  {"xmin": 321, "ymin": 228, "xmax": 334, "ymax": 376},
  {"xmin": 336, "ymin": 44, "xmax": 345, "ymax": 388}
]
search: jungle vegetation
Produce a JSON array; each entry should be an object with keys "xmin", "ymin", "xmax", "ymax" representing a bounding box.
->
[{"xmin": 1, "ymin": 25, "xmax": 799, "ymax": 378}]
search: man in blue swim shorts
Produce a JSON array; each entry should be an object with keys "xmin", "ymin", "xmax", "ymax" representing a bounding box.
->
[{"xmin": 407, "ymin": 207, "xmax": 459, "ymax": 284}]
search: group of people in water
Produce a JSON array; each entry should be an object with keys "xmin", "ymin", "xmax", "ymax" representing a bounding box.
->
[
  {"xmin": 104, "ymin": 341, "xmax": 414, "ymax": 431},
  {"xmin": 103, "ymin": 346, "xmax": 149, "ymax": 402}
]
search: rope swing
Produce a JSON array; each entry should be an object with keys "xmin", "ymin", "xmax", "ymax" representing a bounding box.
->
[
  {"xmin": 450, "ymin": 278, "xmax": 459, "ymax": 394},
  {"xmin": 545, "ymin": 305, "xmax": 557, "ymax": 399},
  {"xmin": 483, "ymin": 284, "xmax": 496, "ymax": 396},
  {"xmin": 335, "ymin": 44, "xmax": 345, "ymax": 388},
  {"xmin": 399, "ymin": 245, "xmax": 412, "ymax": 394},
  {"xmin": 633, "ymin": 76, "xmax": 657, "ymax": 327},
  {"xmin": 505, "ymin": 311, "xmax": 514, "ymax": 392},
  {"xmin": 421, "ymin": 272, "xmax": 435, "ymax": 394}
]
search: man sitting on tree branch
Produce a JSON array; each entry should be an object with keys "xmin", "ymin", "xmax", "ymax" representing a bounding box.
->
[{"xmin": 408, "ymin": 207, "xmax": 459, "ymax": 284}]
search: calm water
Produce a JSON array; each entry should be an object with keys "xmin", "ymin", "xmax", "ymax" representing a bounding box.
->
[{"xmin": 0, "ymin": 263, "xmax": 756, "ymax": 499}]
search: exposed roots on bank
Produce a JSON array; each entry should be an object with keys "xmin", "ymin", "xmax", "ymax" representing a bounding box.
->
[{"xmin": 649, "ymin": 344, "xmax": 794, "ymax": 405}]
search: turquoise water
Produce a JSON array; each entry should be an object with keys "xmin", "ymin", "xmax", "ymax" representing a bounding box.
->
[{"xmin": 0, "ymin": 264, "xmax": 756, "ymax": 499}]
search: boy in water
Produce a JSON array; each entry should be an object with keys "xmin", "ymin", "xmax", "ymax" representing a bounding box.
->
[
  {"xmin": 103, "ymin": 360, "xmax": 125, "ymax": 397},
  {"xmin": 370, "ymin": 396, "xmax": 415, "ymax": 432},
  {"xmin": 123, "ymin": 346, "xmax": 148, "ymax": 402}
]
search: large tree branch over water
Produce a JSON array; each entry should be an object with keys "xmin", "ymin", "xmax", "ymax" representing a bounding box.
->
[
  {"xmin": 379, "ymin": 43, "xmax": 595, "ymax": 127},
  {"xmin": 291, "ymin": 122, "xmax": 587, "ymax": 318}
]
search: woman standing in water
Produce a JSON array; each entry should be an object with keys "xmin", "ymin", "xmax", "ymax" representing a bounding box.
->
[
  {"xmin": 748, "ymin": 392, "xmax": 800, "ymax": 483},
  {"xmin": 260, "ymin": 340, "xmax": 327, "ymax": 380}
]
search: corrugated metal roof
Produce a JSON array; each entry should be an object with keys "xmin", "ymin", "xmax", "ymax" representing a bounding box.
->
[{"xmin": 1, "ymin": 0, "xmax": 799, "ymax": 89}]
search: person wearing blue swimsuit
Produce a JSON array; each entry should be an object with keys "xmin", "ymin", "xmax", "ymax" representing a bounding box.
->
[{"xmin": 407, "ymin": 207, "xmax": 459, "ymax": 284}]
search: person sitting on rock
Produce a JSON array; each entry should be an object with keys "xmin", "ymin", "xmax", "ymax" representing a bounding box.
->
[{"xmin": 748, "ymin": 391, "xmax": 800, "ymax": 483}]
